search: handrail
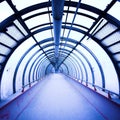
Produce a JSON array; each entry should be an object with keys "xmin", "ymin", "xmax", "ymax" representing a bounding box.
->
[
  {"xmin": 66, "ymin": 74, "xmax": 120, "ymax": 99},
  {"xmin": 82, "ymin": 80, "xmax": 120, "ymax": 98}
]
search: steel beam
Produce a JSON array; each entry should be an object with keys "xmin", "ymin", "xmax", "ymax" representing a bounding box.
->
[{"xmin": 52, "ymin": 0, "xmax": 65, "ymax": 71}]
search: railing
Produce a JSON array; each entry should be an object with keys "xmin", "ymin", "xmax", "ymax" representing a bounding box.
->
[
  {"xmin": 66, "ymin": 75, "xmax": 120, "ymax": 101},
  {"xmin": 81, "ymin": 80, "xmax": 120, "ymax": 99}
]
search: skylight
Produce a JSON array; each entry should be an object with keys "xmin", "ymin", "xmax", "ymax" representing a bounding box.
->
[{"xmin": 0, "ymin": 1, "xmax": 14, "ymax": 22}]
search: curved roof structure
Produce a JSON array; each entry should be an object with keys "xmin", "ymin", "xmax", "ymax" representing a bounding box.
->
[{"xmin": 0, "ymin": 0, "xmax": 120, "ymax": 100}]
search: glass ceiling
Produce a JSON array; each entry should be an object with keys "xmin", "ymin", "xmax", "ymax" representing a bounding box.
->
[{"xmin": 0, "ymin": 0, "xmax": 120, "ymax": 100}]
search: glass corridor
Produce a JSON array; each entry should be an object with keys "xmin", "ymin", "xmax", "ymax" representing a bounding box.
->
[{"xmin": 0, "ymin": 0, "xmax": 120, "ymax": 118}]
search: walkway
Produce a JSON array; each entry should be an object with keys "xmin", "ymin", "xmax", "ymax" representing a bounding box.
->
[{"xmin": 0, "ymin": 73, "xmax": 120, "ymax": 120}]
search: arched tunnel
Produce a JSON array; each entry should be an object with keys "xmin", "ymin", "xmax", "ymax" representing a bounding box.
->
[{"xmin": 0, "ymin": 0, "xmax": 120, "ymax": 120}]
